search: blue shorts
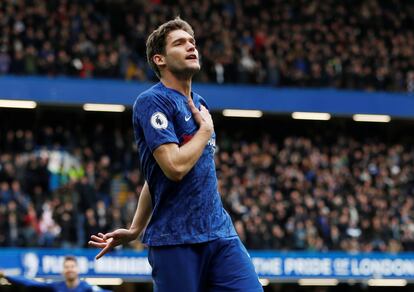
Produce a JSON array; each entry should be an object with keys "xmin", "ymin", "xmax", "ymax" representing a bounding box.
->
[{"xmin": 148, "ymin": 237, "xmax": 263, "ymax": 292}]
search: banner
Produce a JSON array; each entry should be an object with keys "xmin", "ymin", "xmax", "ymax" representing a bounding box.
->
[
  {"xmin": 1, "ymin": 76, "xmax": 414, "ymax": 117},
  {"xmin": 1, "ymin": 249, "xmax": 414, "ymax": 281},
  {"xmin": 250, "ymin": 251, "xmax": 414, "ymax": 280},
  {"xmin": 0, "ymin": 249, "xmax": 151, "ymax": 280}
]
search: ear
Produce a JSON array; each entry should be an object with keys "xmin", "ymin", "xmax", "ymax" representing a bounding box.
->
[{"xmin": 153, "ymin": 54, "xmax": 166, "ymax": 67}]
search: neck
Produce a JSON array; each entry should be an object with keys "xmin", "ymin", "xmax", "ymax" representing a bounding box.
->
[
  {"xmin": 160, "ymin": 71, "xmax": 192, "ymax": 98},
  {"xmin": 66, "ymin": 278, "xmax": 79, "ymax": 288}
]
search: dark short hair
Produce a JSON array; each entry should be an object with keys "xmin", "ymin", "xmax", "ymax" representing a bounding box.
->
[
  {"xmin": 64, "ymin": 256, "xmax": 77, "ymax": 264},
  {"xmin": 146, "ymin": 17, "xmax": 194, "ymax": 78}
]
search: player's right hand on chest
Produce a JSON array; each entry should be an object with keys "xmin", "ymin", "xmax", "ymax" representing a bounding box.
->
[{"xmin": 188, "ymin": 98, "xmax": 214, "ymax": 134}]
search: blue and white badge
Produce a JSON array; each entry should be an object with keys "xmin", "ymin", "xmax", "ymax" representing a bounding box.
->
[{"xmin": 150, "ymin": 112, "xmax": 168, "ymax": 129}]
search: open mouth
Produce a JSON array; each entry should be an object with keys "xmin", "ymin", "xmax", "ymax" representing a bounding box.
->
[{"xmin": 186, "ymin": 54, "xmax": 197, "ymax": 60}]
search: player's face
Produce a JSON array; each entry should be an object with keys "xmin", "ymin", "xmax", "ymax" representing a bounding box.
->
[
  {"xmin": 163, "ymin": 29, "xmax": 200, "ymax": 77},
  {"xmin": 63, "ymin": 260, "xmax": 79, "ymax": 281}
]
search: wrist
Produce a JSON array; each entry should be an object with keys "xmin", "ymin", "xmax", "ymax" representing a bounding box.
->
[
  {"xmin": 199, "ymin": 122, "xmax": 213, "ymax": 134},
  {"xmin": 128, "ymin": 227, "xmax": 141, "ymax": 238}
]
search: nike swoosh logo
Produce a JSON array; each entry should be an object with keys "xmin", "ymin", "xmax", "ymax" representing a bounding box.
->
[{"xmin": 185, "ymin": 115, "xmax": 191, "ymax": 121}]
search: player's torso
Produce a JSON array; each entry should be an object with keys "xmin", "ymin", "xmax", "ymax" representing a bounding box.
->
[{"xmin": 134, "ymin": 84, "xmax": 236, "ymax": 245}]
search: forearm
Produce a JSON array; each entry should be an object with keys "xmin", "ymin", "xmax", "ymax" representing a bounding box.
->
[
  {"xmin": 129, "ymin": 181, "xmax": 152, "ymax": 237},
  {"xmin": 175, "ymin": 127, "xmax": 211, "ymax": 172},
  {"xmin": 154, "ymin": 127, "xmax": 211, "ymax": 181}
]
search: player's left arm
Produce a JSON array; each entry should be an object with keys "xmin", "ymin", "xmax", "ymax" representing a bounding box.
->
[
  {"xmin": 89, "ymin": 181, "xmax": 152, "ymax": 259},
  {"xmin": 129, "ymin": 181, "xmax": 152, "ymax": 236}
]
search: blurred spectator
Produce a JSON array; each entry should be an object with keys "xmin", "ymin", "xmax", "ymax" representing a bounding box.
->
[
  {"xmin": 56, "ymin": 201, "xmax": 77, "ymax": 248},
  {"xmin": 38, "ymin": 201, "xmax": 61, "ymax": 247},
  {"xmin": 22, "ymin": 203, "xmax": 40, "ymax": 247}
]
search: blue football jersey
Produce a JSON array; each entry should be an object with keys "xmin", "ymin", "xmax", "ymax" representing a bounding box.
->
[
  {"xmin": 5, "ymin": 276, "xmax": 108, "ymax": 291},
  {"xmin": 133, "ymin": 82, "xmax": 237, "ymax": 246}
]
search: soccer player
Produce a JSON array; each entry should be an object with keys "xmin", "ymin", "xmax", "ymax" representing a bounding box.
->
[
  {"xmin": 0, "ymin": 256, "xmax": 109, "ymax": 291},
  {"xmin": 89, "ymin": 17, "xmax": 263, "ymax": 291}
]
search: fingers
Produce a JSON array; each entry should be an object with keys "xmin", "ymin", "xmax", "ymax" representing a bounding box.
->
[
  {"xmin": 103, "ymin": 231, "xmax": 114, "ymax": 240},
  {"xmin": 187, "ymin": 99, "xmax": 213, "ymax": 128},
  {"xmin": 95, "ymin": 244, "xmax": 112, "ymax": 260},
  {"xmin": 95, "ymin": 238, "xmax": 115, "ymax": 259},
  {"xmin": 90, "ymin": 235, "xmax": 105, "ymax": 242},
  {"xmin": 199, "ymin": 105, "xmax": 211, "ymax": 118},
  {"xmin": 199, "ymin": 106, "xmax": 212, "ymax": 123},
  {"xmin": 88, "ymin": 233, "xmax": 108, "ymax": 248},
  {"xmin": 187, "ymin": 97, "xmax": 197, "ymax": 111},
  {"xmin": 89, "ymin": 233, "xmax": 113, "ymax": 259},
  {"xmin": 88, "ymin": 241, "xmax": 107, "ymax": 248},
  {"xmin": 198, "ymin": 105, "xmax": 214, "ymax": 132},
  {"xmin": 199, "ymin": 105, "xmax": 208, "ymax": 114},
  {"xmin": 188, "ymin": 98, "xmax": 200, "ymax": 116}
]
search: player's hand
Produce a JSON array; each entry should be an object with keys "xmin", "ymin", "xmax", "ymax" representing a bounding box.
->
[
  {"xmin": 188, "ymin": 98, "xmax": 214, "ymax": 133},
  {"xmin": 88, "ymin": 229, "xmax": 137, "ymax": 260}
]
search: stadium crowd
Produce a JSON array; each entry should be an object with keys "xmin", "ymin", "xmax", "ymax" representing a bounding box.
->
[
  {"xmin": 1, "ymin": 0, "xmax": 414, "ymax": 92},
  {"xmin": 1, "ymin": 124, "xmax": 413, "ymax": 252}
]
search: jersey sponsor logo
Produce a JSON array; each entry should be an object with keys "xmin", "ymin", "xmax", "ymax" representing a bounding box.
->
[
  {"xmin": 185, "ymin": 114, "xmax": 192, "ymax": 121},
  {"xmin": 150, "ymin": 112, "xmax": 168, "ymax": 129}
]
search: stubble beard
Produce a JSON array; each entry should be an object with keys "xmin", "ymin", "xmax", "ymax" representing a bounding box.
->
[{"xmin": 170, "ymin": 62, "xmax": 201, "ymax": 80}]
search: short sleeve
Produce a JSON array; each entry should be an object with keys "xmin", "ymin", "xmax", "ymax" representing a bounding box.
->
[{"xmin": 133, "ymin": 93, "xmax": 179, "ymax": 152}]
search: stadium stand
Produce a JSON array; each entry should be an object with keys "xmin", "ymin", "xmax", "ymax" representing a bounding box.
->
[
  {"xmin": 0, "ymin": 0, "xmax": 414, "ymax": 91},
  {"xmin": 1, "ymin": 115, "xmax": 414, "ymax": 252}
]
